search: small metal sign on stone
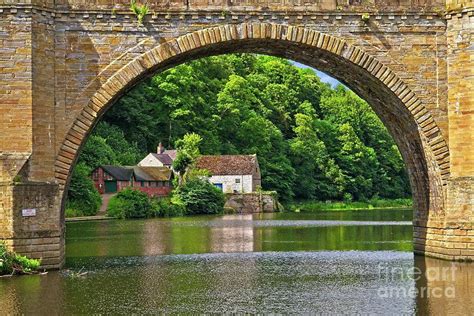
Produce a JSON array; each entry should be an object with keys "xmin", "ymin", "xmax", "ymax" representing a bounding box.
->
[{"xmin": 22, "ymin": 208, "xmax": 37, "ymax": 217}]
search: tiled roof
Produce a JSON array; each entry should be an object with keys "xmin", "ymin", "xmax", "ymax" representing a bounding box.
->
[
  {"xmin": 133, "ymin": 166, "xmax": 172, "ymax": 181},
  {"xmin": 101, "ymin": 165, "xmax": 133, "ymax": 181},
  {"xmin": 196, "ymin": 155, "xmax": 258, "ymax": 176},
  {"xmin": 151, "ymin": 153, "xmax": 174, "ymax": 165},
  {"xmin": 99, "ymin": 166, "xmax": 172, "ymax": 181},
  {"xmin": 163, "ymin": 149, "xmax": 177, "ymax": 160}
]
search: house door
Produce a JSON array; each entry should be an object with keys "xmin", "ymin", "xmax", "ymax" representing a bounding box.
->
[{"xmin": 105, "ymin": 181, "xmax": 117, "ymax": 193}]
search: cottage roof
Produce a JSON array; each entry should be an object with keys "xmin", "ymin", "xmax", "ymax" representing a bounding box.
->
[
  {"xmin": 163, "ymin": 149, "xmax": 177, "ymax": 160},
  {"xmin": 133, "ymin": 166, "xmax": 172, "ymax": 181},
  {"xmin": 196, "ymin": 155, "xmax": 258, "ymax": 176},
  {"xmin": 99, "ymin": 165, "xmax": 172, "ymax": 181},
  {"xmin": 101, "ymin": 165, "xmax": 133, "ymax": 181},
  {"xmin": 150, "ymin": 153, "xmax": 174, "ymax": 165}
]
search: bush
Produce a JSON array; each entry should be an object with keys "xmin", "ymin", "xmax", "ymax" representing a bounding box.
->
[
  {"xmin": 65, "ymin": 207, "xmax": 85, "ymax": 218},
  {"xmin": 174, "ymin": 179, "xmax": 225, "ymax": 215},
  {"xmin": 0, "ymin": 242, "xmax": 41, "ymax": 275},
  {"xmin": 66, "ymin": 163, "xmax": 102, "ymax": 216},
  {"xmin": 107, "ymin": 189, "xmax": 152, "ymax": 219},
  {"xmin": 151, "ymin": 197, "xmax": 185, "ymax": 217}
]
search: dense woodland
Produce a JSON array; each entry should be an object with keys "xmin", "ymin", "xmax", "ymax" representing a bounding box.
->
[{"xmin": 70, "ymin": 54, "xmax": 411, "ymax": 214}]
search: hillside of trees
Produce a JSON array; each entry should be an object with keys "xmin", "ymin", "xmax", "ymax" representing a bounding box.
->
[{"xmin": 72, "ymin": 54, "xmax": 410, "ymax": 211}]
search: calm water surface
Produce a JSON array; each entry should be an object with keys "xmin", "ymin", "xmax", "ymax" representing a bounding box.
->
[{"xmin": 1, "ymin": 209, "xmax": 472, "ymax": 314}]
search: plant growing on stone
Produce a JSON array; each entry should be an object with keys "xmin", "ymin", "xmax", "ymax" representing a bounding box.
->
[
  {"xmin": 130, "ymin": 0, "xmax": 149, "ymax": 26},
  {"xmin": 0, "ymin": 242, "xmax": 41, "ymax": 276},
  {"xmin": 361, "ymin": 12, "xmax": 370, "ymax": 22},
  {"xmin": 220, "ymin": 10, "xmax": 230, "ymax": 18}
]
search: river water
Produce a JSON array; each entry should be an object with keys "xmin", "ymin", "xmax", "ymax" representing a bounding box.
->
[{"xmin": 1, "ymin": 209, "xmax": 472, "ymax": 314}]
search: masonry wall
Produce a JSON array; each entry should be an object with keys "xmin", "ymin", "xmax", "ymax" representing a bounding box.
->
[
  {"xmin": 209, "ymin": 175, "xmax": 253, "ymax": 193},
  {"xmin": 225, "ymin": 192, "xmax": 278, "ymax": 214}
]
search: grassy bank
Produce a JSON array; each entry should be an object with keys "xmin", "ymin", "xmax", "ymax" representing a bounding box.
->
[{"xmin": 286, "ymin": 198, "xmax": 413, "ymax": 212}]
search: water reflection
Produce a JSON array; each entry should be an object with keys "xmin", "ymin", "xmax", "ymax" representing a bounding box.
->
[
  {"xmin": 0, "ymin": 210, "xmax": 472, "ymax": 314},
  {"xmin": 65, "ymin": 211, "xmax": 413, "ymax": 259},
  {"xmin": 415, "ymin": 256, "xmax": 473, "ymax": 315},
  {"xmin": 210, "ymin": 215, "xmax": 256, "ymax": 252}
]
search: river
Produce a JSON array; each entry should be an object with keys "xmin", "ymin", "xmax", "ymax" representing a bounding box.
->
[{"xmin": 0, "ymin": 209, "xmax": 472, "ymax": 314}]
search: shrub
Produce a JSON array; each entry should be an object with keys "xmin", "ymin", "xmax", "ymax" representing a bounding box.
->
[
  {"xmin": 65, "ymin": 207, "xmax": 84, "ymax": 218},
  {"xmin": 151, "ymin": 197, "xmax": 185, "ymax": 217},
  {"xmin": 66, "ymin": 163, "xmax": 102, "ymax": 216},
  {"xmin": 107, "ymin": 189, "xmax": 152, "ymax": 219},
  {"xmin": 174, "ymin": 179, "xmax": 225, "ymax": 215},
  {"xmin": 0, "ymin": 242, "xmax": 41, "ymax": 275}
]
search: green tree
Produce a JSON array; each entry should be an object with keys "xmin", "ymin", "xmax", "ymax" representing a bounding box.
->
[
  {"xmin": 290, "ymin": 112, "xmax": 344, "ymax": 200},
  {"xmin": 66, "ymin": 163, "xmax": 102, "ymax": 216},
  {"xmin": 336, "ymin": 123, "xmax": 379, "ymax": 200},
  {"xmin": 107, "ymin": 188, "xmax": 152, "ymax": 219},
  {"xmin": 74, "ymin": 53, "xmax": 411, "ymax": 203},
  {"xmin": 173, "ymin": 178, "xmax": 225, "ymax": 215}
]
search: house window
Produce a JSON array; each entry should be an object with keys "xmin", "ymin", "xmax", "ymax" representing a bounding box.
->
[{"xmin": 235, "ymin": 178, "xmax": 240, "ymax": 183}]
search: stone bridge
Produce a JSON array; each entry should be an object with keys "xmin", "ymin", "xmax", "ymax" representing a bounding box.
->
[{"xmin": 0, "ymin": 0, "xmax": 473, "ymax": 268}]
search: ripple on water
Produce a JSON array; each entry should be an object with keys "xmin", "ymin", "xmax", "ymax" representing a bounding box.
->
[{"xmin": 57, "ymin": 251, "xmax": 417, "ymax": 314}]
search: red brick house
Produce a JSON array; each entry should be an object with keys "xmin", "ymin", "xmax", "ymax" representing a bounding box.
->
[{"xmin": 91, "ymin": 165, "xmax": 173, "ymax": 197}]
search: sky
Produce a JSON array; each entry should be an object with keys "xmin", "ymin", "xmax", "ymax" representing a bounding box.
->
[{"xmin": 291, "ymin": 61, "xmax": 341, "ymax": 88}]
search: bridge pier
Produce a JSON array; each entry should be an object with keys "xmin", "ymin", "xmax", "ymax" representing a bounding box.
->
[{"xmin": 0, "ymin": 182, "xmax": 64, "ymax": 269}]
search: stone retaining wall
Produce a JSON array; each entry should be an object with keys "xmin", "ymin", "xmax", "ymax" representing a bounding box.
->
[{"xmin": 225, "ymin": 192, "xmax": 278, "ymax": 214}]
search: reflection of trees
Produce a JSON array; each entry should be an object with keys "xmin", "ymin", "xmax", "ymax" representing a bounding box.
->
[
  {"xmin": 258, "ymin": 225, "xmax": 413, "ymax": 252},
  {"xmin": 0, "ymin": 272, "xmax": 65, "ymax": 315},
  {"xmin": 415, "ymin": 255, "xmax": 473, "ymax": 315}
]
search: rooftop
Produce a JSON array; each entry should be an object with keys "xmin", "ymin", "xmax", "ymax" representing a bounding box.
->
[{"xmin": 196, "ymin": 155, "xmax": 259, "ymax": 176}]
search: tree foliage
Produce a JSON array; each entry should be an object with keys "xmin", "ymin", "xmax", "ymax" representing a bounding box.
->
[
  {"xmin": 73, "ymin": 54, "xmax": 411, "ymax": 203},
  {"xmin": 107, "ymin": 188, "xmax": 152, "ymax": 219},
  {"xmin": 66, "ymin": 163, "xmax": 102, "ymax": 216},
  {"xmin": 173, "ymin": 179, "xmax": 226, "ymax": 215}
]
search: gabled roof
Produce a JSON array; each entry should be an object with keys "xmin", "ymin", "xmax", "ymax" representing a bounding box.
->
[
  {"xmin": 150, "ymin": 153, "xmax": 174, "ymax": 165},
  {"xmin": 133, "ymin": 166, "xmax": 172, "ymax": 181},
  {"xmin": 196, "ymin": 155, "xmax": 259, "ymax": 176},
  {"xmin": 101, "ymin": 165, "xmax": 133, "ymax": 181},
  {"xmin": 163, "ymin": 149, "xmax": 177, "ymax": 160}
]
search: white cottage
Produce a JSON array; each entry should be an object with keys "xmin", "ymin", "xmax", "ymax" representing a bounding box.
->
[
  {"xmin": 196, "ymin": 155, "xmax": 262, "ymax": 193},
  {"xmin": 138, "ymin": 142, "xmax": 177, "ymax": 169}
]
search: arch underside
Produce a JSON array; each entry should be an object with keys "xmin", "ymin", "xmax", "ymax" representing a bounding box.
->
[{"xmin": 55, "ymin": 23, "xmax": 450, "ymax": 221}]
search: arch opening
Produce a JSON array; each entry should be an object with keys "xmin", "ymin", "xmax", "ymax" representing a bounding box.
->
[{"xmin": 56, "ymin": 23, "xmax": 449, "ymax": 229}]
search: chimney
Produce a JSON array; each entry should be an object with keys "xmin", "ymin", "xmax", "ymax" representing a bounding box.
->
[{"xmin": 157, "ymin": 142, "xmax": 164, "ymax": 154}]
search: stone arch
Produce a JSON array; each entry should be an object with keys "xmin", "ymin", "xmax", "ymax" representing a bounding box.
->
[{"xmin": 54, "ymin": 22, "xmax": 450, "ymax": 220}]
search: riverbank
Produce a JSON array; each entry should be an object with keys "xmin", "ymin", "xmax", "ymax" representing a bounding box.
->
[
  {"xmin": 285, "ymin": 198, "xmax": 412, "ymax": 212},
  {"xmin": 65, "ymin": 215, "xmax": 110, "ymax": 222}
]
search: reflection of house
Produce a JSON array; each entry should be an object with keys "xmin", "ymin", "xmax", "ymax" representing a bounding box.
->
[
  {"xmin": 138, "ymin": 142, "xmax": 177, "ymax": 168},
  {"xmin": 91, "ymin": 165, "xmax": 172, "ymax": 197},
  {"xmin": 210, "ymin": 215, "xmax": 255, "ymax": 253},
  {"xmin": 196, "ymin": 155, "xmax": 261, "ymax": 193}
]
